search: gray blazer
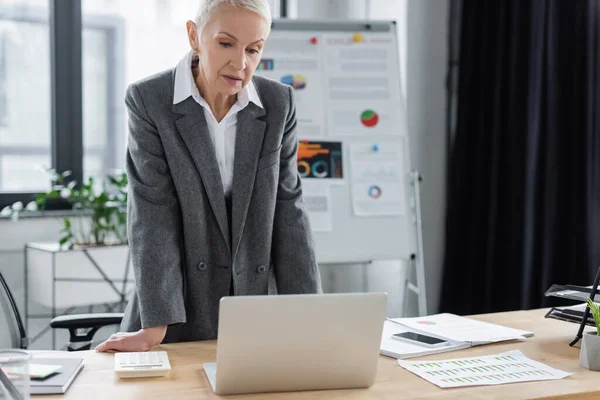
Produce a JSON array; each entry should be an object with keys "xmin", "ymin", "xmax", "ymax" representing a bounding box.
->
[{"xmin": 120, "ymin": 68, "xmax": 322, "ymax": 343}]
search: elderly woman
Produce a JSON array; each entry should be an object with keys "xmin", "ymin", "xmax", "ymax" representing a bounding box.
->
[{"xmin": 96, "ymin": 0, "xmax": 322, "ymax": 352}]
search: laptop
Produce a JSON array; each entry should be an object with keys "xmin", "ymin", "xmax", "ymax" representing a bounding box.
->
[{"xmin": 204, "ymin": 292, "xmax": 387, "ymax": 395}]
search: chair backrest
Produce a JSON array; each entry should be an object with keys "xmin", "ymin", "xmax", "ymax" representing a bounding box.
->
[{"xmin": 0, "ymin": 270, "xmax": 26, "ymax": 349}]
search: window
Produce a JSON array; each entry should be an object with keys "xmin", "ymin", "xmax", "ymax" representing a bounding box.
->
[
  {"xmin": 0, "ymin": 0, "xmax": 51, "ymax": 194},
  {"xmin": 0, "ymin": 0, "xmax": 124, "ymax": 209},
  {"xmin": 82, "ymin": 16, "xmax": 125, "ymax": 181}
]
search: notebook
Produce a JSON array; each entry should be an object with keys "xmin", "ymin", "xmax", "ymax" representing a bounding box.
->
[
  {"xmin": 380, "ymin": 313, "xmax": 533, "ymax": 359},
  {"xmin": 29, "ymin": 358, "xmax": 84, "ymax": 395}
]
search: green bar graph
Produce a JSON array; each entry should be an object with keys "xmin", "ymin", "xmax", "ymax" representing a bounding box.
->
[{"xmin": 399, "ymin": 351, "xmax": 569, "ymax": 388}]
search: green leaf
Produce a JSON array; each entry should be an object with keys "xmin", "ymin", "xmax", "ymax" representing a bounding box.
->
[
  {"xmin": 58, "ymin": 232, "xmax": 73, "ymax": 249},
  {"xmin": 586, "ymin": 298, "xmax": 600, "ymax": 336},
  {"xmin": 30, "ymin": 170, "xmax": 130, "ymax": 247},
  {"xmin": 99, "ymin": 192, "xmax": 110, "ymax": 202}
]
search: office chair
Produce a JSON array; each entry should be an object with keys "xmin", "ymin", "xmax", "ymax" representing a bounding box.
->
[{"xmin": 0, "ymin": 269, "xmax": 123, "ymax": 351}]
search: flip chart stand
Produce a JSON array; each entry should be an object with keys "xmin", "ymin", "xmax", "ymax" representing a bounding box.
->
[{"xmin": 403, "ymin": 170, "xmax": 427, "ymax": 317}]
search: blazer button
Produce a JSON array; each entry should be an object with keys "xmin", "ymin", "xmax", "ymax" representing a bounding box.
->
[
  {"xmin": 256, "ymin": 265, "xmax": 267, "ymax": 274},
  {"xmin": 198, "ymin": 261, "xmax": 208, "ymax": 271}
]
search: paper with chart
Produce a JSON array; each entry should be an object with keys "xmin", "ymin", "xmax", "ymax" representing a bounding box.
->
[
  {"xmin": 392, "ymin": 313, "xmax": 533, "ymax": 344},
  {"xmin": 398, "ymin": 350, "xmax": 572, "ymax": 388},
  {"xmin": 302, "ymin": 183, "xmax": 333, "ymax": 232},
  {"xmin": 255, "ymin": 33, "xmax": 325, "ymax": 137},
  {"xmin": 297, "ymin": 140, "xmax": 344, "ymax": 180},
  {"xmin": 350, "ymin": 142, "xmax": 405, "ymax": 216},
  {"xmin": 324, "ymin": 32, "xmax": 404, "ymax": 136}
]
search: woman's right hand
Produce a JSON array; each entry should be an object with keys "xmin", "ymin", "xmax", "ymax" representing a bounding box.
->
[{"xmin": 95, "ymin": 325, "xmax": 168, "ymax": 352}]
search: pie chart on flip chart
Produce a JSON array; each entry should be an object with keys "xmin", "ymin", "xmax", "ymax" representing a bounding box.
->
[
  {"xmin": 280, "ymin": 74, "xmax": 306, "ymax": 90},
  {"xmin": 361, "ymin": 109, "xmax": 379, "ymax": 128},
  {"xmin": 368, "ymin": 185, "xmax": 382, "ymax": 199}
]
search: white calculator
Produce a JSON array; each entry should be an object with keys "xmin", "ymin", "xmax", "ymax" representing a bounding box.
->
[{"xmin": 114, "ymin": 351, "xmax": 171, "ymax": 378}]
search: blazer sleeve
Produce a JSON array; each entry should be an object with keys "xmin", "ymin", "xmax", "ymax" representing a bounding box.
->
[
  {"xmin": 125, "ymin": 83, "xmax": 186, "ymax": 328},
  {"xmin": 271, "ymin": 86, "xmax": 323, "ymax": 294}
]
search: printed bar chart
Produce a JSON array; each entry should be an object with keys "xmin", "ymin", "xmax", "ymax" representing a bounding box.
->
[{"xmin": 398, "ymin": 350, "xmax": 572, "ymax": 388}]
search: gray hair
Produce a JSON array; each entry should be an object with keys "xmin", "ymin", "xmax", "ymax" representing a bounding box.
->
[{"xmin": 195, "ymin": 0, "xmax": 272, "ymax": 36}]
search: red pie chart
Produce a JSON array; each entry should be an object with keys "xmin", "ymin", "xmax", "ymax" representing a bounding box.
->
[{"xmin": 361, "ymin": 109, "xmax": 379, "ymax": 128}]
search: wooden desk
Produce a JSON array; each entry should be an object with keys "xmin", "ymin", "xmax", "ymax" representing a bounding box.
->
[{"xmin": 36, "ymin": 309, "xmax": 598, "ymax": 399}]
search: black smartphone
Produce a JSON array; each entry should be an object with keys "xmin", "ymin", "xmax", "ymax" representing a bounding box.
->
[{"xmin": 391, "ymin": 331, "xmax": 448, "ymax": 348}]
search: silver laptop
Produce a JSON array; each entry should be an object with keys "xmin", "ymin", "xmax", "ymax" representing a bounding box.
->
[{"xmin": 204, "ymin": 292, "xmax": 387, "ymax": 395}]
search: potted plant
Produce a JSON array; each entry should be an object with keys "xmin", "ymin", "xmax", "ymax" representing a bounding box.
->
[
  {"xmin": 580, "ymin": 298, "xmax": 600, "ymax": 371},
  {"xmin": 1, "ymin": 168, "xmax": 128, "ymax": 249}
]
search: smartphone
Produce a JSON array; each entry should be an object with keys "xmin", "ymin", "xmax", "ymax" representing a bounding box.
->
[{"xmin": 391, "ymin": 331, "xmax": 448, "ymax": 348}]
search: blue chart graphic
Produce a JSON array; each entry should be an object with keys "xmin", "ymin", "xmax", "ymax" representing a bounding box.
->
[
  {"xmin": 368, "ymin": 185, "xmax": 382, "ymax": 199},
  {"xmin": 280, "ymin": 74, "xmax": 307, "ymax": 90}
]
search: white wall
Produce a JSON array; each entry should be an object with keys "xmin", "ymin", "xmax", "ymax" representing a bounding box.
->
[
  {"xmin": 404, "ymin": 0, "xmax": 449, "ymax": 314},
  {"xmin": 0, "ymin": 218, "xmax": 63, "ymax": 316},
  {"xmin": 291, "ymin": 0, "xmax": 368, "ymax": 19}
]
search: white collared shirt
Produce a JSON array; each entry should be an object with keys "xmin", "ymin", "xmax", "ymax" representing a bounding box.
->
[{"xmin": 173, "ymin": 51, "xmax": 263, "ymax": 196}]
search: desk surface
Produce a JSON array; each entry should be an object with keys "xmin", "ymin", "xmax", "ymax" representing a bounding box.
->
[{"xmin": 36, "ymin": 309, "xmax": 597, "ymax": 400}]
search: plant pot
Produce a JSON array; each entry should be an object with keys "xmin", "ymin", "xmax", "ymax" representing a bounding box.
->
[{"xmin": 580, "ymin": 331, "xmax": 600, "ymax": 371}]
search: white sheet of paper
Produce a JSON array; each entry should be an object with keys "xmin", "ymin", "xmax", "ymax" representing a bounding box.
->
[
  {"xmin": 398, "ymin": 350, "xmax": 572, "ymax": 388},
  {"xmin": 350, "ymin": 142, "xmax": 406, "ymax": 216},
  {"xmin": 323, "ymin": 33, "xmax": 404, "ymax": 136},
  {"xmin": 302, "ymin": 183, "xmax": 333, "ymax": 232},
  {"xmin": 255, "ymin": 33, "xmax": 325, "ymax": 137},
  {"xmin": 391, "ymin": 313, "xmax": 532, "ymax": 344}
]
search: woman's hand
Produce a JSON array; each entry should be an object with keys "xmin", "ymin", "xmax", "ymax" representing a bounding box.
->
[{"xmin": 95, "ymin": 325, "xmax": 168, "ymax": 352}]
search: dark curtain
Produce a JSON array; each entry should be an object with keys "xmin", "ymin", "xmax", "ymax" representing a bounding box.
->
[{"xmin": 440, "ymin": 0, "xmax": 600, "ymax": 315}]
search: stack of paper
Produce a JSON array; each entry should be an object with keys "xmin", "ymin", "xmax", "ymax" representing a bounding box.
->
[
  {"xmin": 380, "ymin": 313, "xmax": 533, "ymax": 359},
  {"xmin": 398, "ymin": 350, "xmax": 572, "ymax": 388},
  {"xmin": 394, "ymin": 313, "xmax": 532, "ymax": 344}
]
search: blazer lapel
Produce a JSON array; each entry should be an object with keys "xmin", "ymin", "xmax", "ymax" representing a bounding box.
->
[
  {"xmin": 173, "ymin": 98, "xmax": 231, "ymax": 251},
  {"xmin": 231, "ymin": 103, "xmax": 267, "ymax": 259}
]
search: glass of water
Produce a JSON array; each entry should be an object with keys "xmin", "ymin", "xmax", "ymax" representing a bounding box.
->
[{"xmin": 0, "ymin": 350, "xmax": 31, "ymax": 400}]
